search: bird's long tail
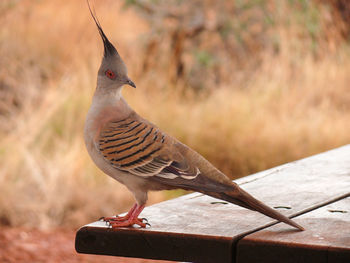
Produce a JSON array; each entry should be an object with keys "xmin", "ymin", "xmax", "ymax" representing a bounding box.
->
[{"xmin": 207, "ymin": 186, "xmax": 304, "ymax": 231}]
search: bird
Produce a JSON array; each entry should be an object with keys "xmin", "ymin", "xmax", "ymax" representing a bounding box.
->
[{"xmin": 84, "ymin": 1, "xmax": 304, "ymax": 231}]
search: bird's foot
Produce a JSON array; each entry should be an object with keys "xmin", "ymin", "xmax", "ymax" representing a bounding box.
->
[
  {"xmin": 99, "ymin": 203, "xmax": 138, "ymax": 222},
  {"xmin": 99, "ymin": 203, "xmax": 149, "ymax": 228},
  {"xmin": 100, "ymin": 216, "xmax": 148, "ymax": 223},
  {"xmin": 106, "ymin": 217, "xmax": 150, "ymax": 228},
  {"xmin": 99, "ymin": 215, "xmax": 130, "ymax": 222}
]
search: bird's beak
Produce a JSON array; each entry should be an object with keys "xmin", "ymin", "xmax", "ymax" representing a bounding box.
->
[{"xmin": 126, "ymin": 78, "xmax": 136, "ymax": 88}]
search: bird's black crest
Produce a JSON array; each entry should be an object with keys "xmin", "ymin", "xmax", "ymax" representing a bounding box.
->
[{"xmin": 87, "ymin": 0, "xmax": 118, "ymax": 58}]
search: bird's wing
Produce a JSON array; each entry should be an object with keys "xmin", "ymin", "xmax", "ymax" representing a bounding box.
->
[
  {"xmin": 97, "ymin": 117, "xmax": 200, "ymax": 180},
  {"xmin": 97, "ymin": 116, "xmax": 305, "ymax": 230}
]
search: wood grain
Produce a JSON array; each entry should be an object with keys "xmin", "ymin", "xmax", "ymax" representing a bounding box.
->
[
  {"xmin": 236, "ymin": 197, "xmax": 350, "ymax": 263},
  {"xmin": 76, "ymin": 145, "xmax": 350, "ymax": 263}
]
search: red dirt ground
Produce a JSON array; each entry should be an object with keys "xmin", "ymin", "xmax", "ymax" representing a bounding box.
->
[{"xmin": 0, "ymin": 226, "xmax": 173, "ymax": 263}]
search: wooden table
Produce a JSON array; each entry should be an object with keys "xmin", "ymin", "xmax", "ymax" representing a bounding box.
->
[{"xmin": 75, "ymin": 145, "xmax": 350, "ymax": 263}]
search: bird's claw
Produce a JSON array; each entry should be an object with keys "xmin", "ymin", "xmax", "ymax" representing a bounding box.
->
[
  {"xmin": 142, "ymin": 218, "xmax": 151, "ymax": 227},
  {"xmin": 109, "ymin": 218, "xmax": 149, "ymax": 228},
  {"xmin": 99, "ymin": 215, "xmax": 150, "ymax": 228}
]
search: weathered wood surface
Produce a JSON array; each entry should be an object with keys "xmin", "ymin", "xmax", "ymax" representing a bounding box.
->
[
  {"xmin": 75, "ymin": 145, "xmax": 350, "ymax": 263},
  {"xmin": 237, "ymin": 197, "xmax": 350, "ymax": 263}
]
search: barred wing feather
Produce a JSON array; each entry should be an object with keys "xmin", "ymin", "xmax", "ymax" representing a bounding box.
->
[{"xmin": 98, "ymin": 117, "xmax": 199, "ymax": 180}]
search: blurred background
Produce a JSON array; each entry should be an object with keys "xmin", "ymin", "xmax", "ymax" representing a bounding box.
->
[{"xmin": 0, "ymin": 0, "xmax": 349, "ymax": 262}]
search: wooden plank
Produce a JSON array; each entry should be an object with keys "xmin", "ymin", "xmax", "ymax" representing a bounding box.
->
[
  {"xmin": 75, "ymin": 145, "xmax": 350, "ymax": 263},
  {"xmin": 236, "ymin": 196, "xmax": 350, "ymax": 263}
]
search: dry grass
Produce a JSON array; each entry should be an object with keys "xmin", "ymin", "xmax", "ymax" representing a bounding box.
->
[{"xmin": 0, "ymin": 0, "xmax": 349, "ymax": 229}]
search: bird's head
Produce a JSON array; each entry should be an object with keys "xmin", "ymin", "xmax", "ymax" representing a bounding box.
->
[{"xmin": 87, "ymin": 1, "xmax": 136, "ymax": 91}]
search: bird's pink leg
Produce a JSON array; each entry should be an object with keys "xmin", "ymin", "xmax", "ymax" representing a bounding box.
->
[
  {"xmin": 102, "ymin": 203, "xmax": 138, "ymax": 222},
  {"xmin": 110, "ymin": 204, "xmax": 146, "ymax": 228},
  {"xmin": 102, "ymin": 204, "xmax": 148, "ymax": 228}
]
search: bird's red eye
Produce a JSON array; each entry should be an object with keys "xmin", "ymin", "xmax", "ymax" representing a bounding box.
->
[{"xmin": 105, "ymin": 69, "xmax": 116, "ymax": 80}]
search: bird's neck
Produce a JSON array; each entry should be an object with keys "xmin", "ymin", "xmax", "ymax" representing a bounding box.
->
[
  {"xmin": 93, "ymin": 85, "xmax": 122, "ymax": 104},
  {"xmin": 90, "ymin": 86, "xmax": 133, "ymax": 119}
]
